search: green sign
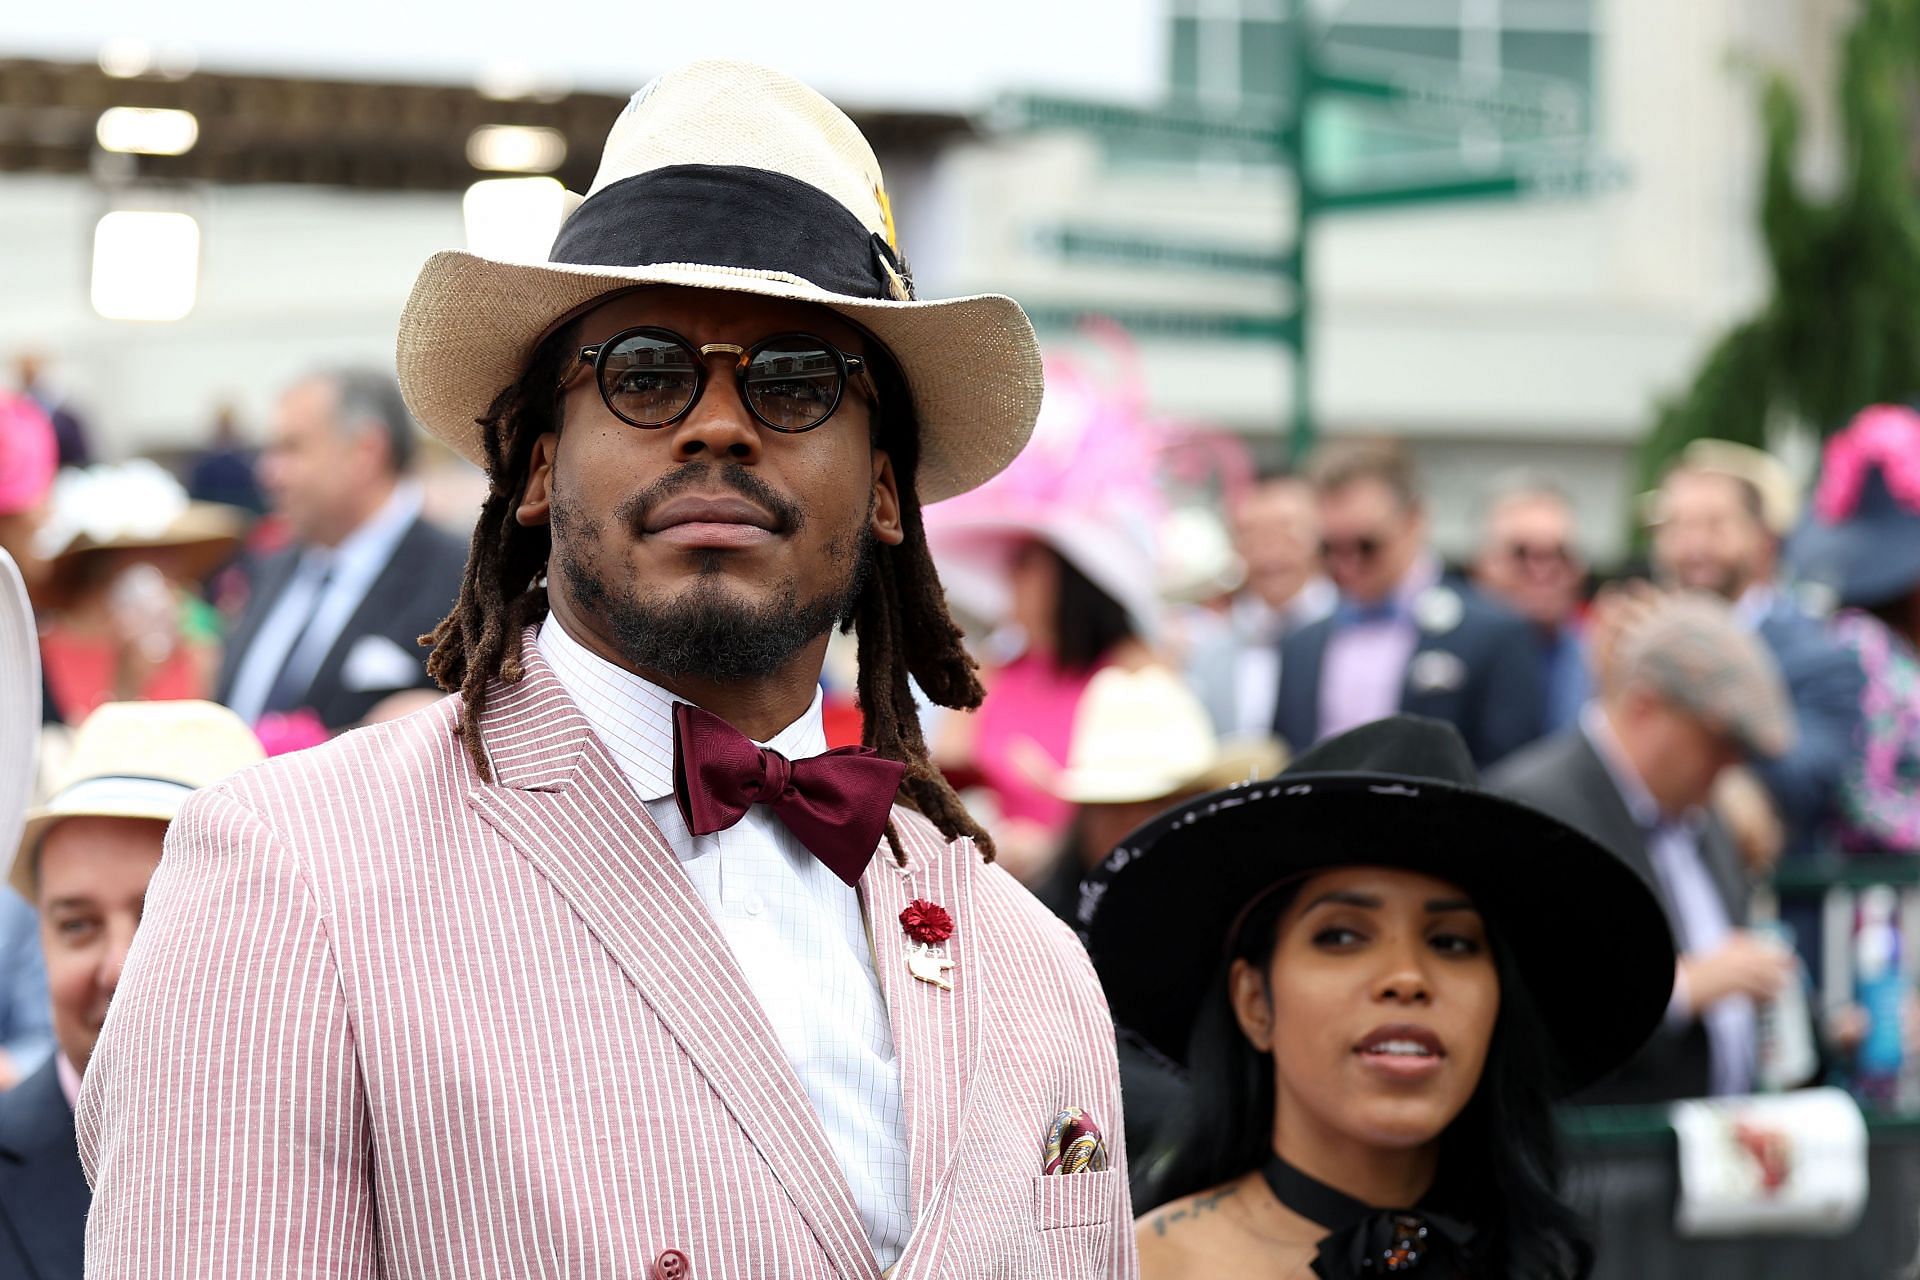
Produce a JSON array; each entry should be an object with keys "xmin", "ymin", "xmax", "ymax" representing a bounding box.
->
[
  {"xmin": 1316, "ymin": 157, "xmax": 1624, "ymax": 212},
  {"xmin": 997, "ymin": 93, "xmax": 1291, "ymax": 152},
  {"xmin": 1311, "ymin": 62, "xmax": 1583, "ymax": 137},
  {"xmin": 1033, "ymin": 225, "xmax": 1296, "ymax": 277},
  {"xmin": 1021, "ymin": 302, "xmax": 1300, "ymax": 346}
]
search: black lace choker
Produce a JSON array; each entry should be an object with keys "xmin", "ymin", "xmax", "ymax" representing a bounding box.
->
[{"xmin": 1260, "ymin": 1153, "xmax": 1476, "ymax": 1277}]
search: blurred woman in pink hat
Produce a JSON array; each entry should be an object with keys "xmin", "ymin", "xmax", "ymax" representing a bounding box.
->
[
  {"xmin": 1789, "ymin": 403, "xmax": 1920, "ymax": 853},
  {"xmin": 926, "ymin": 347, "xmax": 1163, "ymax": 875}
]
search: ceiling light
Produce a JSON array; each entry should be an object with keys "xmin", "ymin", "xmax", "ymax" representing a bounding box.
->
[
  {"xmin": 466, "ymin": 125, "xmax": 568, "ymax": 174},
  {"xmin": 463, "ymin": 178, "xmax": 568, "ymax": 263},
  {"xmin": 97, "ymin": 38, "xmax": 152, "ymax": 79},
  {"xmin": 96, "ymin": 107, "xmax": 200, "ymax": 157},
  {"xmin": 91, "ymin": 211, "xmax": 200, "ymax": 322}
]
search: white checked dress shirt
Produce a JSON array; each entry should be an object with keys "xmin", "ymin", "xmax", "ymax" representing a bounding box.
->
[{"xmin": 537, "ymin": 619, "xmax": 914, "ymax": 1268}]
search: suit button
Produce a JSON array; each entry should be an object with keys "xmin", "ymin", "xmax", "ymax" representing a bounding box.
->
[{"xmin": 652, "ymin": 1248, "xmax": 691, "ymax": 1280}]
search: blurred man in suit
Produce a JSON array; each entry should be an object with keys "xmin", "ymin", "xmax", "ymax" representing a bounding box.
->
[
  {"xmin": 1649, "ymin": 442, "xmax": 1863, "ymax": 860},
  {"xmin": 1491, "ymin": 595, "xmax": 1800, "ymax": 1104},
  {"xmin": 1472, "ymin": 470, "xmax": 1590, "ymax": 734},
  {"xmin": 1186, "ymin": 471, "xmax": 1335, "ymax": 737},
  {"xmin": 216, "ymin": 369, "xmax": 466, "ymax": 731},
  {"xmin": 0, "ymin": 702, "xmax": 261, "ymax": 1280},
  {"xmin": 1272, "ymin": 439, "xmax": 1544, "ymax": 765}
]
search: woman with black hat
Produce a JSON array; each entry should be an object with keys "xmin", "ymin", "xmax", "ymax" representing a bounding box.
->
[{"xmin": 1080, "ymin": 715, "xmax": 1675, "ymax": 1279}]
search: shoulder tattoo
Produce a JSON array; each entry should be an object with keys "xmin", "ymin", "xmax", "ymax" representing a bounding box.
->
[{"xmin": 1148, "ymin": 1184, "xmax": 1240, "ymax": 1236}]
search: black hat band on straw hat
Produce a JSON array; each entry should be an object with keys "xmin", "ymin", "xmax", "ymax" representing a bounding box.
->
[{"xmin": 549, "ymin": 164, "xmax": 914, "ymax": 302}]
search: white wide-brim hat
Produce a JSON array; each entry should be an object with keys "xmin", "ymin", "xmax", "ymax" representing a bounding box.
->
[
  {"xmin": 11, "ymin": 699, "xmax": 265, "ymax": 897},
  {"xmin": 0, "ymin": 549, "xmax": 37, "ymax": 889},
  {"xmin": 396, "ymin": 60, "xmax": 1043, "ymax": 504},
  {"xmin": 1045, "ymin": 666, "xmax": 1286, "ymax": 806}
]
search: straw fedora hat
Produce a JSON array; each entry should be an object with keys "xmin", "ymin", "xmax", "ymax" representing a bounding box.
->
[
  {"xmin": 1044, "ymin": 666, "xmax": 1285, "ymax": 806},
  {"xmin": 11, "ymin": 700, "xmax": 264, "ymax": 896},
  {"xmin": 1644, "ymin": 438, "xmax": 1801, "ymax": 539},
  {"xmin": 0, "ymin": 549, "xmax": 38, "ymax": 883},
  {"xmin": 396, "ymin": 60, "xmax": 1042, "ymax": 504}
]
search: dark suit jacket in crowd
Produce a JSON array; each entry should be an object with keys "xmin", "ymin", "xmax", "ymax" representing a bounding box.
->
[
  {"xmin": 1274, "ymin": 579, "xmax": 1546, "ymax": 767},
  {"xmin": 1751, "ymin": 595, "xmax": 1866, "ymax": 857},
  {"xmin": 215, "ymin": 516, "xmax": 468, "ymax": 731},
  {"xmin": 1489, "ymin": 728, "xmax": 1752, "ymax": 1105},
  {"xmin": 0, "ymin": 1059, "xmax": 89, "ymax": 1280}
]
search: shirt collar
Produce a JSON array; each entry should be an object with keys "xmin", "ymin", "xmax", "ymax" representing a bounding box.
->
[
  {"xmin": 56, "ymin": 1052, "xmax": 81, "ymax": 1110},
  {"xmin": 535, "ymin": 616, "xmax": 828, "ymax": 803},
  {"xmin": 1580, "ymin": 701, "xmax": 1677, "ymax": 829}
]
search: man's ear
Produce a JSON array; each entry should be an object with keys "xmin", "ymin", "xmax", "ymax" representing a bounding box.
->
[
  {"xmin": 870, "ymin": 450, "xmax": 905, "ymax": 547},
  {"xmin": 1228, "ymin": 957, "xmax": 1276, "ymax": 1053},
  {"xmin": 516, "ymin": 433, "xmax": 560, "ymax": 527}
]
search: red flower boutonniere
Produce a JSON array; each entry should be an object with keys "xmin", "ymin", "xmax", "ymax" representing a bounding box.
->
[{"xmin": 900, "ymin": 898, "xmax": 955, "ymax": 946}]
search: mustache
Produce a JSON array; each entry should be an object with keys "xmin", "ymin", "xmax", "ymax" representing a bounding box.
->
[{"xmin": 614, "ymin": 463, "xmax": 806, "ymax": 535}]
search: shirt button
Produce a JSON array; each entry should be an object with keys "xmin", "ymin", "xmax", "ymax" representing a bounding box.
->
[
  {"xmin": 651, "ymin": 1249, "xmax": 691, "ymax": 1280},
  {"xmin": 745, "ymin": 894, "xmax": 765, "ymax": 917}
]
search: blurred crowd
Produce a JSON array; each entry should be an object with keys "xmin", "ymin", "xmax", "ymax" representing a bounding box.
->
[{"xmin": 4, "ymin": 341, "xmax": 1920, "ymax": 1141}]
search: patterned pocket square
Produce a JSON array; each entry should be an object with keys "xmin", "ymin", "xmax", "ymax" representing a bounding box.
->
[{"xmin": 1043, "ymin": 1106, "xmax": 1110, "ymax": 1175}]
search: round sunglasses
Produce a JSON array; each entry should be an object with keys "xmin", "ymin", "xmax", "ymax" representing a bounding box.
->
[{"xmin": 559, "ymin": 326, "xmax": 877, "ymax": 434}]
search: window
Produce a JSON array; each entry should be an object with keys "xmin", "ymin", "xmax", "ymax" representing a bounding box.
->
[{"xmin": 1165, "ymin": 0, "xmax": 1597, "ymax": 137}]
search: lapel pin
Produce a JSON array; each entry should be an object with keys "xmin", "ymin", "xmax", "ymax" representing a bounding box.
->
[{"xmin": 900, "ymin": 898, "xmax": 956, "ymax": 992}]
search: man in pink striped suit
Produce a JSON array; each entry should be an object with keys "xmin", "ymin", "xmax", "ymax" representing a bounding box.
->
[{"xmin": 78, "ymin": 62, "xmax": 1136, "ymax": 1280}]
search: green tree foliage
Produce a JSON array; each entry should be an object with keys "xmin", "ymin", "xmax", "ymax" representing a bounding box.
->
[{"xmin": 1638, "ymin": 0, "xmax": 1920, "ymax": 497}]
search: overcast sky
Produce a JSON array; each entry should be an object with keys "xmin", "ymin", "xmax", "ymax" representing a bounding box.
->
[{"xmin": 4, "ymin": 2, "xmax": 1168, "ymax": 110}]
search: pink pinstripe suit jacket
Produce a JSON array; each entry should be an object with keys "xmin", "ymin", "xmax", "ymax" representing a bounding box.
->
[{"xmin": 77, "ymin": 640, "xmax": 1137, "ymax": 1279}]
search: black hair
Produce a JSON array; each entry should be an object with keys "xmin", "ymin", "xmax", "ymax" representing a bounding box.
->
[
  {"xmin": 1049, "ymin": 546, "xmax": 1137, "ymax": 672},
  {"xmin": 1138, "ymin": 883, "xmax": 1595, "ymax": 1280}
]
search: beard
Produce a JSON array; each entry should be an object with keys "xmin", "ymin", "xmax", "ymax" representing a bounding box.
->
[{"xmin": 551, "ymin": 464, "xmax": 875, "ymax": 682}]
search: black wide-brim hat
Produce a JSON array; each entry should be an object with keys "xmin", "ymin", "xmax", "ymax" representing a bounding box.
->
[{"xmin": 1078, "ymin": 716, "xmax": 1675, "ymax": 1095}]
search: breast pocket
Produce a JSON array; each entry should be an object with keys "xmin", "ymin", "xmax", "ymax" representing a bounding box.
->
[{"xmin": 1028, "ymin": 1170, "xmax": 1118, "ymax": 1276}]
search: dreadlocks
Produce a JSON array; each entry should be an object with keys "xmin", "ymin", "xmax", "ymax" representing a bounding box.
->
[{"xmin": 422, "ymin": 320, "xmax": 997, "ymax": 865}]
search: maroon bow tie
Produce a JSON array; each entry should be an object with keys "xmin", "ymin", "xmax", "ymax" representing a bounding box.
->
[{"xmin": 671, "ymin": 702, "xmax": 907, "ymax": 886}]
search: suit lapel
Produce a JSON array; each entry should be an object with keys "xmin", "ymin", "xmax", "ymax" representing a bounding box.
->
[
  {"xmin": 213, "ymin": 548, "xmax": 300, "ymax": 702},
  {"xmin": 466, "ymin": 635, "xmax": 880, "ymax": 1280},
  {"xmin": 302, "ymin": 517, "xmax": 427, "ymax": 712},
  {"xmin": 858, "ymin": 818, "xmax": 981, "ymax": 1264},
  {"xmin": 1276, "ymin": 622, "xmax": 1329, "ymax": 745}
]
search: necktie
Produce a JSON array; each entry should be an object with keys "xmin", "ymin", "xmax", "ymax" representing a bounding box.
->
[
  {"xmin": 671, "ymin": 702, "xmax": 907, "ymax": 887},
  {"xmin": 261, "ymin": 565, "xmax": 334, "ymax": 715}
]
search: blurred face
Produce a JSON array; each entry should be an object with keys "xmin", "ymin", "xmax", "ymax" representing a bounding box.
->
[
  {"xmin": 1318, "ymin": 478, "xmax": 1425, "ymax": 605},
  {"xmin": 521, "ymin": 287, "xmax": 903, "ymax": 683},
  {"xmin": 35, "ymin": 815, "xmax": 167, "ymax": 1075},
  {"xmin": 259, "ymin": 378, "xmax": 387, "ymax": 547},
  {"xmin": 1233, "ymin": 867, "xmax": 1498, "ymax": 1154},
  {"xmin": 1008, "ymin": 540, "xmax": 1060, "ymax": 653},
  {"xmin": 1650, "ymin": 470, "xmax": 1771, "ymax": 601},
  {"xmin": 1474, "ymin": 495, "xmax": 1583, "ymax": 627},
  {"xmin": 1232, "ymin": 479, "xmax": 1321, "ymax": 611},
  {"xmin": 1609, "ymin": 687, "xmax": 1744, "ymax": 813}
]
